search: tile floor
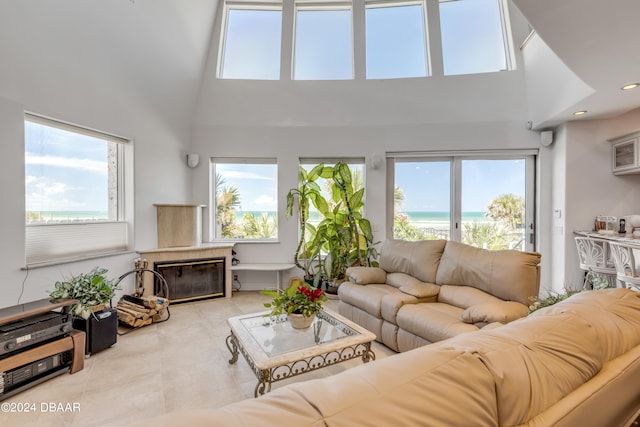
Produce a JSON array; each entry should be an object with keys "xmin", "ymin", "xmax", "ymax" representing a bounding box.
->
[{"xmin": 2, "ymin": 291, "xmax": 396, "ymax": 427}]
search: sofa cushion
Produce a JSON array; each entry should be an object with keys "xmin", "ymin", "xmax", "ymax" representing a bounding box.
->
[
  {"xmin": 435, "ymin": 240, "xmax": 541, "ymax": 305},
  {"xmin": 438, "ymin": 284, "xmax": 502, "ymax": 308},
  {"xmin": 531, "ymin": 288, "xmax": 640, "ymax": 362},
  {"xmin": 397, "ymin": 303, "xmax": 479, "ymax": 342},
  {"xmin": 346, "ymin": 266, "xmax": 387, "ymax": 285},
  {"xmin": 461, "ymin": 301, "xmax": 529, "ymax": 324},
  {"xmin": 379, "ymin": 239, "xmax": 446, "ymax": 283},
  {"xmin": 441, "ymin": 311, "xmax": 603, "ymax": 426},
  {"xmin": 289, "ymin": 347, "xmax": 499, "ymax": 427},
  {"xmin": 398, "ymin": 282, "xmax": 440, "ymax": 298},
  {"xmin": 386, "ymin": 272, "xmax": 427, "ymax": 289}
]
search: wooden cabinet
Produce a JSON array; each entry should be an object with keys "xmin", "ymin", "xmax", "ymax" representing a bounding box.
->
[{"xmin": 611, "ymin": 133, "xmax": 640, "ymax": 175}]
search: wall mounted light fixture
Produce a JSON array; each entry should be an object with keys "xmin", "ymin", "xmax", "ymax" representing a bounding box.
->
[
  {"xmin": 370, "ymin": 155, "xmax": 383, "ymax": 170},
  {"xmin": 186, "ymin": 153, "xmax": 200, "ymax": 168}
]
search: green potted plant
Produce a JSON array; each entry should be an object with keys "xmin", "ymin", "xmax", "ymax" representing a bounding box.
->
[
  {"xmin": 262, "ymin": 281, "xmax": 327, "ymax": 329},
  {"xmin": 49, "ymin": 267, "xmax": 121, "ymax": 356},
  {"xmin": 528, "ymin": 269, "xmax": 613, "ymax": 314},
  {"xmin": 49, "ymin": 267, "xmax": 120, "ymax": 319},
  {"xmin": 314, "ymin": 162, "xmax": 379, "ymax": 293},
  {"xmin": 286, "ymin": 163, "xmax": 328, "ymax": 282}
]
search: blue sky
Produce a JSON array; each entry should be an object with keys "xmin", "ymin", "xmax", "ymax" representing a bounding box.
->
[
  {"xmin": 395, "ymin": 159, "xmax": 526, "ymax": 212},
  {"xmin": 25, "ymin": 121, "xmax": 108, "ymax": 212},
  {"xmin": 215, "ymin": 163, "xmax": 278, "ymax": 212}
]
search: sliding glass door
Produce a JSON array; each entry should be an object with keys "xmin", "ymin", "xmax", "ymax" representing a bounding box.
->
[{"xmin": 390, "ymin": 153, "xmax": 535, "ymax": 251}]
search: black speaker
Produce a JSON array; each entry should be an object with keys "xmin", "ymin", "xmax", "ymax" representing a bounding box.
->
[{"xmin": 72, "ymin": 309, "xmax": 117, "ymax": 356}]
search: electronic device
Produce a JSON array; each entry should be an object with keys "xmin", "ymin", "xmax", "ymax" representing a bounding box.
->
[
  {"xmin": 0, "ymin": 350, "xmax": 72, "ymax": 399},
  {"xmin": 0, "ymin": 311, "xmax": 72, "ymax": 357},
  {"xmin": 73, "ymin": 308, "xmax": 117, "ymax": 355}
]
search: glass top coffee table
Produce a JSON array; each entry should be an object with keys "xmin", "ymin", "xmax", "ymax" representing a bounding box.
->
[{"xmin": 225, "ymin": 308, "xmax": 376, "ymax": 397}]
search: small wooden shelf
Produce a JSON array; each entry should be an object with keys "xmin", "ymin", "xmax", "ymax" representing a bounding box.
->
[{"xmin": 0, "ymin": 298, "xmax": 78, "ymax": 325}]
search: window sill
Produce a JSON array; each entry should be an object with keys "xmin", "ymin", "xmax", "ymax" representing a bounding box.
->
[{"xmin": 24, "ymin": 250, "xmax": 137, "ymax": 270}]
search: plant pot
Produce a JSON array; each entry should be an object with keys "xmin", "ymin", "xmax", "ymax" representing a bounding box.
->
[
  {"xmin": 324, "ymin": 279, "xmax": 344, "ymax": 297},
  {"xmin": 288, "ymin": 313, "xmax": 315, "ymax": 329}
]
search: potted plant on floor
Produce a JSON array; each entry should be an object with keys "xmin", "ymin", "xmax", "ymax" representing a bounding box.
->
[
  {"xmin": 286, "ymin": 163, "xmax": 328, "ymax": 285},
  {"xmin": 262, "ymin": 281, "xmax": 327, "ymax": 329},
  {"xmin": 49, "ymin": 267, "xmax": 120, "ymax": 355},
  {"xmin": 310, "ymin": 161, "xmax": 379, "ymax": 294}
]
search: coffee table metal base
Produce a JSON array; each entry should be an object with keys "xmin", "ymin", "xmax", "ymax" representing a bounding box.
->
[{"xmin": 225, "ymin": 331, "xmax": 375, "ymax": 397}]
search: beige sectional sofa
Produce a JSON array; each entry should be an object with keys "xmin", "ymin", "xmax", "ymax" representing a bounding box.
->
[
  {"xmin": 131, "ymin": 289, "xmax": 640, "ymax": 427},
  {"xmin": 338, "ymin": 239, "xmax": 542, "ymax": 351}
]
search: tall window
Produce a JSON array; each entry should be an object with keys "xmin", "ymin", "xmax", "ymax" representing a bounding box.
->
[
  {"xmin": 25, "ymin": 114, "xmax": 129, "ymax": 264},
  {"xmin": 300, "ymin": 159, "xmax": 365, "ymax": 226},
  {"xmin": 391, "ymin": 153, "xmax": 535, "ymax": 251},
  {"xmin": 212, "ymin": 158, "xmax": 278, "ymax": 240},
  {"xmin": 219, "ymin": 4, "xmax": 283, "ymax": 80},
  {"xmin": 439, "ymin": 0, "xmax": 510, "ymax": 76},
  {"xmin": 293, "ymin": 3, "xmax": 353, "ymax": 80},
  {"xmin": 366, "ymin": 1, "xmax": 428, "ymax": 79}
]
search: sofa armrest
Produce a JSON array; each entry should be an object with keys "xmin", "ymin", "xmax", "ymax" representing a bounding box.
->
[
  {"xmin": 346, "ymin": 267, "xmax": 387, "ymax": 285},
  {"xmin": 399, "ymin": 283, "xmax": 440, "ymax": 299},
  {"xmin": 461, "ymin": 301, "xmax": 528, "ymax": 324}
]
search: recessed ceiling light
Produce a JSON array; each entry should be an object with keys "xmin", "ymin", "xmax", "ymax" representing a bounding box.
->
[
  {"xmin": 573, "ymin": 110, "xmax": 587, "ymax": 116},
  {"xmin": 622, "ymin": 83, "xmax": 640, "ymax": 90}
]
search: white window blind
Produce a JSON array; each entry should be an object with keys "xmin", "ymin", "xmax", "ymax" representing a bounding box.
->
[{"xmin": 26, "ymin": 222, "xmax": 129, "ymax": 265}]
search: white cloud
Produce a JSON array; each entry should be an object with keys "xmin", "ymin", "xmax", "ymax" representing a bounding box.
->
[
  {"xmin": 224, "ymin": 171, "xmax": 273, "ymax": 180},
  {"xmin": 25, "ymin": 153, "xmax": 107, "ymax": 175},
  {"xmin": 25, "ymin": 176, "xmax": 81, "ymax": 211},
  {"xmin": 255, "ymin": 194, "xmax": 276, "ymax": 208}
]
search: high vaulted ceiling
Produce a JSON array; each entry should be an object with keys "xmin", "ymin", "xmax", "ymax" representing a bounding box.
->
[
  {"xmin": 513, "ymin": 0, "xmax": 640, "ymax": 127},
  {"xmin": 1, "ymin": 0, "xmax": 638, "ymax": 131}
]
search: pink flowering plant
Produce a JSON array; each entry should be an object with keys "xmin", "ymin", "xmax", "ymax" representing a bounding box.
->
[{"xmin": 262, "ymin": 282, "xmax": 327, "ymax": 317}]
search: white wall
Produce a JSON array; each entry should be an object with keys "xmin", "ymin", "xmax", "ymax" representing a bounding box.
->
[
  {"xmin": 550, "ymin": 109, "xmax": 640, "ymax": 290},
  {"xmin": 521, "ymin": 33, "xmax": 593, "ymax": 129},
  {"xmin": 0, "ymin": 1, "xmax": 216, "ymax": 308}
]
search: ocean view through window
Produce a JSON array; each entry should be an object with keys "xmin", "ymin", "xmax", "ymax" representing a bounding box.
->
[
  {"xmin": 391, "ymin": 154, "xmax": 535, "ymax": 251},
  {"xmin": 211, "ymin": 158, "xmax": 278, "ymax": 240},
  {"xmin": 24, "ymin": 113, "xmax": 130, "ymax": 265}
]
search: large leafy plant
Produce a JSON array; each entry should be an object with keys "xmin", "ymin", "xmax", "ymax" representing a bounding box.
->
[
  {"xmin": 286, "ymin": 164, "xmax": 327, "ymax": 280},
  {"xmin": 287, "ymin": 162, "xmax": 378, "ymax": 288},
  {"xmin": 49, "ymin": 267, "xmax": 120, "ymax": 319}
]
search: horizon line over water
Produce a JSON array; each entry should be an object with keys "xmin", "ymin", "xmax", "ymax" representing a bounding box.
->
[
  {"xmin": 27, "ymin": 210, "xmax": 490, "ymax": 228},
  {"xmin": 26, "ymin": 210, "xmax": 108, "ymax": 221}
]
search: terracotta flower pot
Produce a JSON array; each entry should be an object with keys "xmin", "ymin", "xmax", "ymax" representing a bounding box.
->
[{"xmin": 288, "ymin": 313, "xmax": 315, "ymax": 329}]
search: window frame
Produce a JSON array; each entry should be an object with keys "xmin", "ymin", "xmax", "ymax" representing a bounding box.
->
[
  {"xmin": 387, "ymin": 150, "xmax": 536, "ymax": 251},
  {"xmin": 217, "ymin": 0, "xmax": 284, "ymax": 80},
  {"xmin": 364, "ymin": 0, "xmax": 430, "ymax": 79},
  {"xmin": 437, "ymin": 0, "xmax": 515, "ymax": 76},
  {"xmin": 292, "ymin": 0, "xmax": 355, "ymax": 80},
  {"xmin": 209, "ymin": 157, "xmax": 279, "ymax": 242},
  {"xmin": 24, "ymin": 113, "xmax": 132, "ymax": 267}
]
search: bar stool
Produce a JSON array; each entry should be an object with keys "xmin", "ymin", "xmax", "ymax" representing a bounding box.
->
[
  {"xmin": 574, "ymin": 236, "xmax": 618, "ymax": 289},
  {"xmin": 608, "ymin": 241, "xmax": 640, "ymax": 291}
]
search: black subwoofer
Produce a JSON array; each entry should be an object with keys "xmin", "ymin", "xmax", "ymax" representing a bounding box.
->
[{"xmin": 72, "ymin": 309, "xmax": 117, "ymax": 356}]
